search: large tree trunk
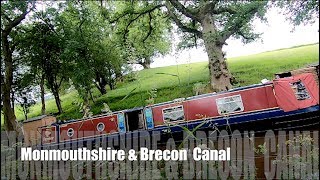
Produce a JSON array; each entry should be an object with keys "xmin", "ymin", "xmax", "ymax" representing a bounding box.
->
[
  {"xmin": 141, "ymin": 57, "xmax": 151, "ymax": 69},
  {"xmin": 2, "ymin": 32, "xmax": 19, "ymax": 133},
  {"xmin": 3, "ymin": 74, "xmax": 18, "ymax": 132},
  {"xmin": 201, "ymin": 15, "xmax": 232, "ymax": 92},
  {"xmin": 40, "ymin": 74, "xmax": 46, "ymax": 115}
]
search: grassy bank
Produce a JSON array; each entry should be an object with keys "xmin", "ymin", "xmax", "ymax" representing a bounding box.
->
[{"xmin": 2, "ymin": 43, "xmax": 319, "ymax": 123}]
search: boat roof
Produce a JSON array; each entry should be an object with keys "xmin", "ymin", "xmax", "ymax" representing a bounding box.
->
[
  {"xmin": 149, "ymin": 82, "xmax": 271, "ymax": 107},
  {"xmin": 53, "ymin": 82, "xmax": 271, "ymax": 125},
  {"xmin": 23, "ymin": 115, "xmax": 48, "ymax": 123}
]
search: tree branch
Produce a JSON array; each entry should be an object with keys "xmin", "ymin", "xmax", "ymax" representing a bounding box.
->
[
  {"xmin": 167, "ymin": 0, "xmax": 200, "ymax": 22},
  {"xmin": 110, "ymin": 12, "xmax": 130, "ymax": 24},
  {"xmin": 110, "ymin": 4, "xmax": 164, "ymax": 23},
  {"xmin": 237, "ymin": 31, "xmax": 255, "ymax": 41},
  {"xmin": 220, "ymin": 4, "xmax": 261, "ymax": 42},
  {"xmin": 121, "ymin": 4, "xmax": 164, "ymax": 42},
  {"xmin": 213, "ymin": 6, "xmax": 237, "ymax": 14},
  {"xmin": 200, "ymin": 1, "xmax": 218, "ymax": 15},
  {"xmin": 3, "ymin": 10, "xmax": 28, "ymax": 34},
  {"xmin": 34, "ymin": 12, "xmax": 62, "ymax": 38},
  {"xmin": 143, "ymin": 12, "xmax": 153, "ymax": 43},
  {"xmin": 123, "ymin": 14, "xmax": 144, "ymax": 41},
  {"xmin": 165, "ymin": 2, "xmax": 202, "ymax": 38},
  {"xmin": 2, "ymin": 2, "xmax": 36, "ymax": 34},
  {"xmin": 200, "ymin": 1, "xmax": 237, "ymax": 18},
  {"xmin": 1, "ymin": 13, "xmax": 12, "ymax": 23},
  {"xmin": 57, "ymin": 77, "xmax": 63, "ymax": 90}
]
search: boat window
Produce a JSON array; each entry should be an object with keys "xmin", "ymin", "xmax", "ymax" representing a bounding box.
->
[
  {"xmin": 67, "ymin": 128, "xmax": 74, "ymax": 137},
  {"xmin": 275, "ymin": 72, "xmax": 292, "ymax": 79},
  {"xmin": 290, "ymin": 80, "xmax": 310, "ymax": 100},
  {"xmin": 216, "ymin": 95, "xmax": 244, "ymax": 115},
  {"xmin": 163, "ymin": 105, "xmax": 185, "ymax": 122},
  {"xmin": 96, "ymin": 122, "xmax": 105, "ymax": 132}
]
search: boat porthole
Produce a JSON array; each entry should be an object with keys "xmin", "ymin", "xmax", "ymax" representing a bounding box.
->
[
  {"xmin": 67, "ymin": 128, "xmax": 74, "ymax": 137},
  {"xmin": 97, "ymin": 122, "xmax": 105, "ymax": 132}
]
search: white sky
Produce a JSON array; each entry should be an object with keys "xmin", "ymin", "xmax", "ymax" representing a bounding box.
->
[{"xmin": 149, "ymin": 7, "xmax": 319, "ymax": 69}]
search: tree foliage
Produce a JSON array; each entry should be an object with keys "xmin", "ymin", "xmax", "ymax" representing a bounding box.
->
[
  {"xmin": 275, "ymin": 0, "xmax": 319, "ymax": 27},
  {"xmin": 107, "ymin": 1, "xmax": 172, "ymax": 69},
  {"xmin": 59, "ymin": 1, "xmax": 123, "ymax": 98}
]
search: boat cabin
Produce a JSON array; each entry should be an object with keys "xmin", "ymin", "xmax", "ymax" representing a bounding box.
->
[{"xmin": 39, "ymin": 72, "xmax": 319, "ymax": 146}]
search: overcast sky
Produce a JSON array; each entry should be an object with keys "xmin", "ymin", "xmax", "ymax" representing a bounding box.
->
[
  {"xmin": 150, "ymin": 7, "xmax": 319, "ymax": 69},
  {"xmin": 33, "ymin": 2, "xmax": 319, "ymax": 70}
]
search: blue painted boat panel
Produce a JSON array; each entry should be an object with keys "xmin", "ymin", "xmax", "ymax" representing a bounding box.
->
[
  {"xmin": 117, "ymin": 113, "xmax": 126, "ymax": 133},
  {"xmin": 145, "ymin": 107, "xmax": 154, "ymax": 129}
]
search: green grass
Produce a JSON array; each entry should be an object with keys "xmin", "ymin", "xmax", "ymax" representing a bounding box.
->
[{"xmin": 2, "ymin": 43, "xmax": 319, "ymax": 123}]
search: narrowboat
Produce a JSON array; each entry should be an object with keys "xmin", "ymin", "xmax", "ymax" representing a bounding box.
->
[{"xmin": 39, "ymin": 69, "xmax": 319, "ymax": 147}]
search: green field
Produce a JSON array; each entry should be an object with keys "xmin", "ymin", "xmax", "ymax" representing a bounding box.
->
[{"xmin": 2, "ymin": 43, "xmax": 319, "ymax": 123}]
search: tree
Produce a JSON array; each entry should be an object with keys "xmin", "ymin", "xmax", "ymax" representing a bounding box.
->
[
  {"xmin": 19, "ymin": 15, "xmax": 67, "ymax": 114},
  {"xmin": 1, "ymin": 1, "xmax": 33, "ymax": 132},
  {"xmin": 109, "ymin": 1, "xmax": 171, "ymax": 69},
  {"xmin": 91, "ymin": 40, "xmax": 123, "ymax": 92},
  {"xmin": 60, "ymin": 1, "xmax": 123, "ymax": 96},
  {"xmin": 109, "ymin": 1, "xmax": 268, "ymax": 91},
  {"xmin": 16, "ymin": 30, "xmax": 47, "ymax": 115}
]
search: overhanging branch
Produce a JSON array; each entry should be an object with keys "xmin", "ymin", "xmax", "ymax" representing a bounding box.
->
[
  {"xmin": 110, "ymin": 4, "xmax": 164, "ymax": 23},
  {"xmin": 213, "ymin": 6, "xmax": 237, "ymax": 14},
  {"xmin": 167, "ymin": 0, "xmax": 200, "ymax": 22},
  {"xmin": 110, "ymin": 12, "xmax": 131, "ymax": 24},
  {"xmin": 120, "ymin": 4, "xmax": 164, "ymax": 42},
  {"xmin": 237, "ymin": 31, "xmax": 255, "ymax": 41},
  {"xmin": 165, "ymin": 2, "xmax": 202, "ymax": 38}
]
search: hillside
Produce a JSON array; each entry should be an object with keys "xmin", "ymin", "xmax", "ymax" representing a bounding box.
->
[{"xmin": 2, "ymin": 43, "xmax": 319, "ymax": 123}]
